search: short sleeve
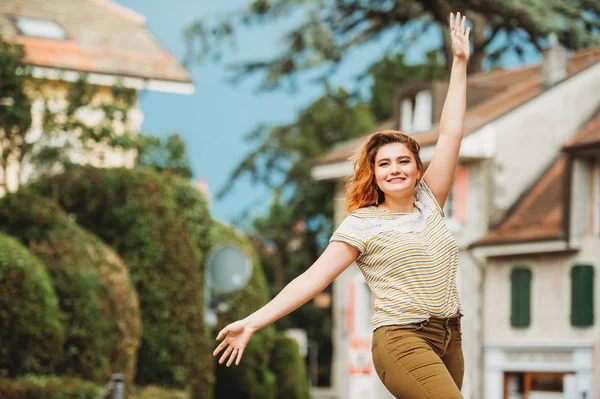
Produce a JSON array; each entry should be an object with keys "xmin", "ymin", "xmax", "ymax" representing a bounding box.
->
[
  {"xmin": 329, "ymin": 214, "xmax": 367, "ymax": 254},
  {"xmin": 418, "ymin": 179, "xmax": 445, "ymax": 217}
]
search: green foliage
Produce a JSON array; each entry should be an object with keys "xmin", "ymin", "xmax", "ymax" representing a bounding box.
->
[
  {"xmin": 0, "ymin": 233, "xmax": 64, "ymax": 378},
  {"xmin": 0, "ymin": 376, "xmax": 102, "ymax": 399},
  {"xmin": 130, "ymin": 385, "xmax": 189, "ymax": 399},
  {"xmin": 269, "ymin": 333, "xmax": 310, "ymax": 399},
  {"xmin": 186, "ymin": 0, "xmax": 600, "ymax": 87},
  {"xmin": 217, "ymin": 86, "xmax": 375, "ymax": 385},
  {"xmin": 215, "ymin": 334, "xmax": 275, "ymax": 399},
  {"xmin": 0, "ymin": 34, "xmax": 141, "ymax": 192},
  {"xmin": 135, "ymin": 133, "xmax": 194, "ymax": 179},
  {"xmin": 31, "ymin": 166, "xmax": 213, "ymax": 396},
  {"xmin": 0, "ymin": 191, "xmax": 142, "ymax": 386},
  {"xmin": 209, "ymin": 222, "xmax": 271, "ymax": 324},
  {"xmin": 36, "ymin": 77, "xmax": 139, "ymax": 171},
  {"xmin": 209, "ymin": 222, "xmax": 275, "ymax": 399},
  {"xmin": 368, "ymin": 51, "xmax": 448, "ymax": 122},
  {"xmin": 0, "ymin": 36, "xmax": 32, "ymax": 191}
]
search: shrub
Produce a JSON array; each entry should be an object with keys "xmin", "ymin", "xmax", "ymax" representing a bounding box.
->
[
  {"xmin": 32, "ymin": 167, "xmax": 213, "ymax": 395},
  {"xmin": 0, "ymin": 192, "xmax": 141, "ymax": 387},
  {"xmin": 270, "ymin": 333, "xmax": 310, "ymax": 399},
  {"xmin": 130, "ymin": 385, "xmax": 189, "ymax": 399},
  {"xmin": 0, "ymin": 233, "xmax": 64, "ymax": 378},
  {"xmin": 210, "ymin": 222, "xmax": 275, "ymax": 399},
  {"xmin": 0, "ymin": 376, "xmax": 102, "ymax": 399}
]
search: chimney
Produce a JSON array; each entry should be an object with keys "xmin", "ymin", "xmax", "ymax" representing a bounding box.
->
[{"xmin": 542, "ymin": 33, "xmax": 567, "ymax": 88}]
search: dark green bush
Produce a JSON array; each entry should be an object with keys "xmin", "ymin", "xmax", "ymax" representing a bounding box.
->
[
  {"xmin": 0, "ymin": 233, "xmax": 64, "ymax": 378},
  {"xmin": 270, "ymin": 333, "xmax": 310, "ymax": 399},
  {"xmin": 130, "ymin": 385, "xmax": 189, "ymax": 399},
  {"xmin": 0, "ymin": 376, "xmax": 102, "ymax": 399},
  {"xmin": 0, "ymin": 192, "xmax": 141, "ymax": 387},
  {"xmin": 32, "ymin": 167, "xmax": 213, "ymax": 394},
  {"xmin": 210, "ymin": 222, "xmax": 275, "ymax": 399}
]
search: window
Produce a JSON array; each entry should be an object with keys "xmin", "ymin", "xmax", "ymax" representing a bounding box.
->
[
  {"xmin": 511, "ymin": 267, "xmax": 531, "ymax": 327},
  {"xmin": 13, "ymin": 17, "xmax": 67, "ymax": 40},
  {"xmin": 399, "ymin": 90, "xmax": 432, "ymax": 133},
  {"xmin": 571, "ymin": 265, "xmax": 594, "ymax": 326}
]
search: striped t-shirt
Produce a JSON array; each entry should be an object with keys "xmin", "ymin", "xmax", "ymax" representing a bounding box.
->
[{"xmin": 330, "ymin": 179, "xmax": 462, "ymax": 329}]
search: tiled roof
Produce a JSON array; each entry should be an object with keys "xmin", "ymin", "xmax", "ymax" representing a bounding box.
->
[
  {"xmin": 473, "ymin": 156, "xmax": 567, "ymax": 246},
  {"xmin": 318, "ymin": 47, "xmax": 600, "ymax": 165},
  {"xmin": 564, "ymin": 107, "xmax": 600, "ymax": 149},
  {"xmin": 0, "ymin": 0, "xmax": 192, "ymax": 84}
]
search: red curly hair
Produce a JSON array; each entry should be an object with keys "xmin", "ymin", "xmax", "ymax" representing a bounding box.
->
[{"xmin": 345, "ymin": 130, "xmax": 424, "ymax": 213}]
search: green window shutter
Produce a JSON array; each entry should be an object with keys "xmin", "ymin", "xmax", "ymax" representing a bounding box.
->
[
  {"xmin": 511, "ymin": 268, "xmax": 531, "ymax": 327},
  {"xmin": 571, "ymin": 265, "xmax": 594, "ymax": 327}
]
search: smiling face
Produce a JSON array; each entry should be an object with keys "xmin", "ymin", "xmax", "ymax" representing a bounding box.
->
[{"xmin": 374, "ymin": 142, "xmax": 422, "ymax": 198}]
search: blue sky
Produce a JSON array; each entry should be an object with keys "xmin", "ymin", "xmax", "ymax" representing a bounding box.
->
[{"xmin": 115, "ymin": 1, "xmax": 540, "ymax": 224}]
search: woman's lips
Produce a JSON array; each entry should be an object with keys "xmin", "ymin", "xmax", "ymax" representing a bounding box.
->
[{"xmin": 387, "ymin": 177, "xmax": 406, "ymax": 183}]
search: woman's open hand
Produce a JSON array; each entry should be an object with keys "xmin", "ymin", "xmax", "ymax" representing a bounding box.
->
[
  {"xmin": 213, "ymin": 319, "xmax": 257, "ymax": 367},
  {"xmin": 450, "ymin": 12, "xmax": 471, "ymax": 62}
]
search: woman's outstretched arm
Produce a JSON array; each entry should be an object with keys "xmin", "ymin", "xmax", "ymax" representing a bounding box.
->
[
  {"xmin": 213, "ymin": 241, "xmax": 358, "ymax": 367},
  {"xmin": 423, "ymin": 11, "xmax": 470, "ymax": 207}
]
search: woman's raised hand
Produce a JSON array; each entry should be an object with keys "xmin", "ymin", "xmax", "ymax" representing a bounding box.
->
[
  {"xmin": 213, "ymin": 319, "xmax": 257, "ymax": 367},
  {"xmin": 450, "ymin": 12, "xmax": 471, "ymax": 62}
]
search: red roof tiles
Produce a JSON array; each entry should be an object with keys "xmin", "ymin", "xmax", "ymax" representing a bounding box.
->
[
  {"xmin": 474, "ymin": 156, "xmax": 567, "ymax": 246},
  {"xmin": 564, "ymin": 108, "xmax": 600, "ymax": 149},
  {"xmin": 0, "ymin": 0, "xmax": 192, "ymax": 84}
]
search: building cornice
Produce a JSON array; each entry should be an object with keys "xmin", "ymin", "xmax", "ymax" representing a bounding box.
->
[{"xmin": 30, "ymin": 65, "xmax": 195, "ymax": 95}]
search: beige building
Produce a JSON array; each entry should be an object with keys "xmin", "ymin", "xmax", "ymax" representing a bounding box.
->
[
  {"xmin": 473, "ymin": 111, "xmax": 600, "ymax": 399},
  {"xmin": 312, "ymin": 43, "xmax": 600, "ymax": 399},
  {"xmin": 0, "ymin": 0, "xmax": 193, "ymax": 194}
]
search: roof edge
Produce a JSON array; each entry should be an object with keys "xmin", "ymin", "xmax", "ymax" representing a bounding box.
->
[
  {"xmin": 470, "ymin": 239, "xmax": 574, "ymax": 258},
  {"xmin": 89, "ymin": 0, "xmax": 146, "ymax": 26},
  {"xmin": 30, "ymin": 65, "xmax": 195, "ymax": 94}
]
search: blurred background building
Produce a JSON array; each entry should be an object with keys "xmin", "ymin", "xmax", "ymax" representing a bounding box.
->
[
  {"xmin": 312, "ymin": 39, "xmax": 600, "ymax": 399},
  {"xmin": 0, "ymin": 0, "xmax": 193, "ymax": 194}
]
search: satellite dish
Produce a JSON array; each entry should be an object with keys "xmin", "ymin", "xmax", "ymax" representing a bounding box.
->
[{"xmin": 206, "ymin": 245, "xmax": 252, "ymax": 294}]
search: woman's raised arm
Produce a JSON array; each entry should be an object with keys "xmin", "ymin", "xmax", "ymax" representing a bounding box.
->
[
  {"xmin": 213, "ymin": 240, "xmax": 358, "ymax": 367},
  {"xmin": 423, "ymin": 12, "xmax": 470, "ymax": 207}
]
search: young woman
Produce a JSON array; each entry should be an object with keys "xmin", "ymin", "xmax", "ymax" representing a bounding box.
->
[{"xmin": 213, "ymin": 11, "xmax": 471, "ymax": 398}]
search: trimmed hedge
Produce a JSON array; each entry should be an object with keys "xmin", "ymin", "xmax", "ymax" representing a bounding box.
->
[
  {"xmin": 130, "ymin": 385, "xmax": 189, "ymax": 399},
  {"xmin": 32, "ymin": 167, "xmax": 213, "ymax": 395},
  {"xmin": 210, "ymin": 222, "xmax": 275, "ymax": 399},
  {"xmin": 0, "ymin": 233, "xmax": 64, "ymax": 378},
  {"xmin": 0, "ymin": 376, "xmax": 102, "ymax": 399},
  {"xmin": 270, "ymin": 333, "xmax": 310, "ymax": 399},
  {"xmin": 0, "ymin": 192, "xmax": 141, "ymax": 387}
]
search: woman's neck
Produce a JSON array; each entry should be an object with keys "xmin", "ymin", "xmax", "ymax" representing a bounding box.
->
[{"xmin": 378, "ymin": 191, "xmax": 415, "ymax": 213}]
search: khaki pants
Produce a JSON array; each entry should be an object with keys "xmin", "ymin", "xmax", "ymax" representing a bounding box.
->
[{"xmin": 371, "ymin": 317, "xmax": 464, "ymax": 398}]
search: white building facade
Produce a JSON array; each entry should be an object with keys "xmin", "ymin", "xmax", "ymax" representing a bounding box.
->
[
  {"xmin": 312, "ymin": 44, "xmax": 600, "ymax": 399},
  {"xmin": 474, "ymin": 121, "xmax": 600, "ymax": 398}
]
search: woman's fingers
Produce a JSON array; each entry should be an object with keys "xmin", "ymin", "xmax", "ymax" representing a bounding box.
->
[
  {"xmin": 226, "ymin": 348, "xmax": 238, "ymax": 367},
  {"xmin": 216, "ymin": 326, "xmax": 229, "ymax": 341},
  {"xmin": 235, "ymin": 348, "xmax": 245, "ymax": 366},
  {"xmin": 219, "ymin": 345, "xmax": 234, "ymax": 364},
  {"xmin": 450, "ymin": 12, "xmax": 454, "ymax": 30},
  {"xmin": 465, "ymin": 27, "xmax": 471, "ymax": 41},
  {"xmin": 213, "ymin": 340, "xmax": 228, "ymax": 357},
  {"xmin": 461, "ymin": 15, "xmax": 466, "ymax": 33}
]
